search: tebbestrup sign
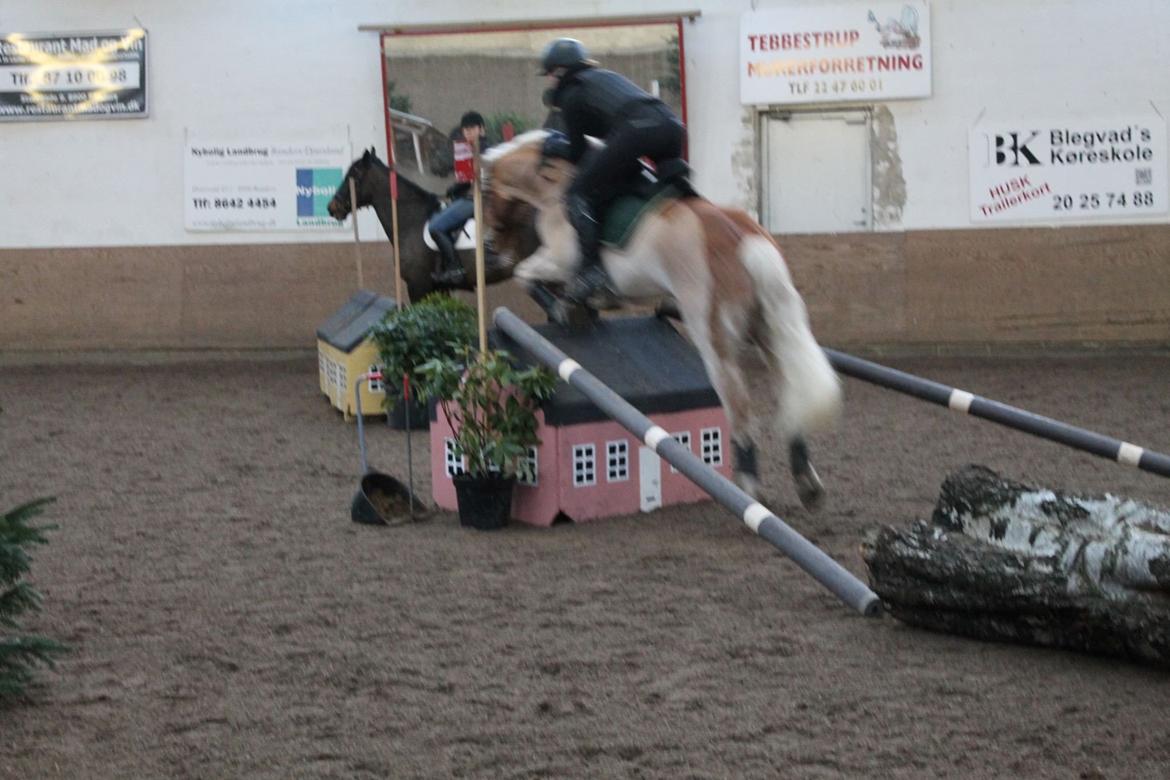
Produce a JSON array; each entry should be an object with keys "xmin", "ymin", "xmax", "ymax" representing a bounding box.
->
[{"xmin": 740, "ymin": 2, "xmax": 931, "ymax": 105}]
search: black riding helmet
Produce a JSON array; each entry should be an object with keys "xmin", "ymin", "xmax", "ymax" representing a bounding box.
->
[{"xmin": 539, "ymin": 38, "xmax": 596, "ymax": 75}]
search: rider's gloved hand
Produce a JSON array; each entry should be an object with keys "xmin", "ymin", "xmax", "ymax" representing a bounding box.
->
[
  {"xmin": 542, "ymin": 131, "xmax": 572, "ymax": 161},
  {"xmin": 445, "ymin": 182, "xmax": 471, "ymax": 200}
]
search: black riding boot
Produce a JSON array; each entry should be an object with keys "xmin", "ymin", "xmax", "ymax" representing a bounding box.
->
[
  {"xmin": 430, "ymin": 230, "xmax": 465, "ymax": 285},
  {"xmin": 563, "ymin": 195, "xmax": 612, "ymax": 306}
]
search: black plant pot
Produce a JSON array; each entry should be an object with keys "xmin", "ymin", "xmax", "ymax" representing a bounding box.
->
[
  {"xmin": 452, "ymin": 474, "xmax": 515, "ymax": 531},
  {"xmin": 386, "ymin": 395, "xmax": 430, "ymax": 431}
]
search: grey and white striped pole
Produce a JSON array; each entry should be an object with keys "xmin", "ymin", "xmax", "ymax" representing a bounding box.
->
[
  {"xmin": 494, "ymin": 308, "xmax": 881, "ymax": 617},
  {"xmin": 824, "ymin": 349, "xmax": 1170, "ymax": 479}
]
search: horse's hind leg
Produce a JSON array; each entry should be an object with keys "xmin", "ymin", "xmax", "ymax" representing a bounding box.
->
[
  {"xmin": 680, "ymin": 305, "xmax": 761, "ymax": 496},
  {"xmin": 788, "ymin": 436, "xmax": 824, "ymax": 510}
]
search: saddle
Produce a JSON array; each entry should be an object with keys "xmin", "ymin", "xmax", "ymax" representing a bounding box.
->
[
  {"xmin": 421, "ymin": 218, "xmax": 478, "ymax": 251},
  {"xmin": 601, "ymin": 158, "xmax": 698, "ymax": 249}
]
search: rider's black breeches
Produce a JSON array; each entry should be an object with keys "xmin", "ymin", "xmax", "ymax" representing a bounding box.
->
[{"xmin": 567, "ymin": 103, "xmax": 686, "ymax": 213}]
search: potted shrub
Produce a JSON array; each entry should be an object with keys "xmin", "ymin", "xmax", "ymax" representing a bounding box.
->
[
  {"xmin": 416, "ymin": 347, "xmax": 556, "ymax": 530},
  {"xmin": 369, "ymin": 293, "xmax": 477, "ymax": 429}
]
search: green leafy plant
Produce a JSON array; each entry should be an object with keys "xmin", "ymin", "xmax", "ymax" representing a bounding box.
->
[
  {"xmin": 661, "ymin": 35, "xmax": 682, "ymax": 96},
  {"xmin": 387, "ymin": 80, "xmax": 412, "ymax": 114},
  {"xmin": 416, "ymin": 347, "xmax": 557, "ymax": 481},
  {"xmin": 369, "ymin": 294, "xmax": 477, "ymax": 406},
  {"xmin": 1, "ymin": 497, "xmax": 66, "ymax": 700}
]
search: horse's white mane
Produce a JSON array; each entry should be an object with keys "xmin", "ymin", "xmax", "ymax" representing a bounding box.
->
[
  {"xmin": 482, "ymin": 129, "xmax": 550, "ymax": 166},
  {"xmin": 482, "ymin": 128, "xmax": 605, "ymax": 168}
]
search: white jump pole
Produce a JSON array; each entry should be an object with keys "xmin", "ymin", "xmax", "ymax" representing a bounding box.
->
[
  {"xmin": 493, "ymin": 307, "xmax": 881, "ymax": 617},
  {"xmin": 824, "ymin": 349, "xmax": 1170, "ymax": 479}
]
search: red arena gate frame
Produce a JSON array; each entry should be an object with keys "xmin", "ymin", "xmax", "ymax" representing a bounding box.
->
[{"xmin": 368, "ymin": 13, "xmax": 695, "ymax": 155}]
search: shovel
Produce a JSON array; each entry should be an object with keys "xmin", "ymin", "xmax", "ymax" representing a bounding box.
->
[{"xmin": 349, "ymin": 370, "xmax": 425, "ymax": 525}]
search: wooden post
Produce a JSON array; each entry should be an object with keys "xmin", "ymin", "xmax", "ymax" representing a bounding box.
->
[
  {"xmin": 472, "ymin": 137, "xmax": 487, "ymax": 353},
  {"xmin": 389, "ymin": 168, "xmax": 403, "ymax": 306},
  {"xmin": 381, "ymin": 34, "xmax": 404, "ymax": 308},
  {"xmin": 348, "ymin": 178, "xmax": 363, "ymax": 289}
]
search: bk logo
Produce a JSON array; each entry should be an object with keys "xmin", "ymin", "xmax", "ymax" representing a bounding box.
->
[{"xmin": 994, "ymin": 131, "xmax": 1042, "ymax": 166}]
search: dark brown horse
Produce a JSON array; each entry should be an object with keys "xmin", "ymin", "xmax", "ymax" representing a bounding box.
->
[{"xmin": 327, "ymin": 148, "xmax": 537, "ymax": 303}]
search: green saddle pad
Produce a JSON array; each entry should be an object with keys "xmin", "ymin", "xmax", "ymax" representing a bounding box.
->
[{"xmin": 600, "ymin": 186, "xmax": 682, "ymax": 249}]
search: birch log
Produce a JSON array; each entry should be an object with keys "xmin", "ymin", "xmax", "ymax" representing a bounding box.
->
[{"xmin": 862, "ymin": 465, "xmax": 1170, "ymax": 666}]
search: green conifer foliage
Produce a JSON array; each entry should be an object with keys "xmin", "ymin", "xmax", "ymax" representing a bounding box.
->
[{"xmin": 1, "ymin": 498, "xmax": 66, "ymax": 700}]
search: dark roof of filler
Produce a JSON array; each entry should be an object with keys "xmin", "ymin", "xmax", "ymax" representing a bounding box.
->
[
  {"xmin": 322, "ymin": 294, "xmax": 399, "ymax": 353},
  {"xmin": 494, "ymin": 315, "xmax": 721, "ymax": 426},
  {"xmin": 315, "ymin": 289, "xmax": 378, "ymax": 343}
]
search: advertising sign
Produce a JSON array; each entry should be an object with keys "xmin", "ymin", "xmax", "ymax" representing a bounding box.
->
[
  {"xmin": 969, "ymin": 118, "xmax": 1168, "ymax": 223},
  {"xmin": 740, "ymin": 2, "xmax": 931, "ymax": 105},
  {"xmin": 0, "ymin": 29, "xmax": 147, "ymax": 121},
  {"xmin": 185, "ymin": 134, "xmax": 351, "ymax": 231}
]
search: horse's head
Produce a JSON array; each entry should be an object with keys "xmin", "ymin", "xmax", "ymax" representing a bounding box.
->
[
  {"xmin": 481, "ymin": 130, "xmax": 572, "ymax": 265},
  {"xmin": 328, "ymin": 147, "xmax": 382, "ymax": 221}
]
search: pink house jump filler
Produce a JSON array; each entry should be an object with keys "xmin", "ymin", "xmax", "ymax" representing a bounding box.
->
[{"xmin": 430, "ymin": 315, "xmax": 732, "ymax": 526}]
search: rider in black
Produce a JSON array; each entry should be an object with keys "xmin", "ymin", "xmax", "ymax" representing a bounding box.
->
[{"xmin": 540, "ymin": 38, "xmax": 686, "ymax": 306}]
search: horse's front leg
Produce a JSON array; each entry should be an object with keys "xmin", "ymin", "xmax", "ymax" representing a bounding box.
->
[
  {"xmin": 732, "ymin": 437, "xmax": 761, "ymax": 500},
  {"xmin": 516, "ymin": 248, "xmax": 596, "ymax": 328},
  {"xmin": 523, "ymin": 280, "xmax": 596, "ymax": 329},
  {"xmin": 788, "ymin": 437, "xmax": 824, "ymax": 510},
  {"xmin": 523, "ymin": 280, "xmax": 562, "ymax": 322}
]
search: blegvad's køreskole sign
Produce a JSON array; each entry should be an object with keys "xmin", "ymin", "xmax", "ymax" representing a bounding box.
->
[
  {"xmin": 969, "ymin": 118, "xmax": 1168, "ymax": 223},
  {"xmin": 0, "ymin": 29, "xmax": 147, "ymax": 120},
  {"xmin": 740, "ymin": 2, "xmax": 931, "ymax": 105}
]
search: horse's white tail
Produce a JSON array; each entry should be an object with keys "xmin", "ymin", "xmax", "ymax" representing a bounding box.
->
[{"xmin": 739, "ymin": 235, "xmax": 842, "ymax": 438}]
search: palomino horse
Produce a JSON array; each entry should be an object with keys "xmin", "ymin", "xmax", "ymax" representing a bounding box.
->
[
  {"xmin": 482, "ymin": 130, "xmax": 842, "ymax": 506},
  {"xmin": 327, "ymin": 148, "xmax": 539, "ymax": 303}
]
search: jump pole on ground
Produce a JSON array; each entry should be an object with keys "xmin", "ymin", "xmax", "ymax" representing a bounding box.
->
[
  {"xmin": 823, "ymin": 349, "xmax": 1170, "ymax": 479},
  {"xmin": 493, "ymin": 307, "xmax": 881, "ymax": 617}
]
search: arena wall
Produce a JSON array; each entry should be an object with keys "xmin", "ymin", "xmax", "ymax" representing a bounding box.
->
[{"xmin": 2, "ymin": 0, "xmax": 1167, "ymax": 352}]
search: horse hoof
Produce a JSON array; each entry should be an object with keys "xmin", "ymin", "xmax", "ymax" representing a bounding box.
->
[
  {"xmin": 587, "ymin": 287, "xmax": 621, "ymax": 311},
  {"xmin": 552, "ymin": 303, "xmax": 595, "ymax": 330},
  {"xmin": 793, "ymin": 464, "xmax": 825, "ymax": 511},
  {"xmin": 655, "ymin": 298, "xmax": 682, "ymax": 321}
]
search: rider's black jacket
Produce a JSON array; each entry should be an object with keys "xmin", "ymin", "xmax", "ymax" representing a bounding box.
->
[{"xmin": 548, "ymin": 65, "xmax": 666, "ymax": 164}]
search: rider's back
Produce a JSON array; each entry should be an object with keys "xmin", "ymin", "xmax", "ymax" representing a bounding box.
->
[{"xmin": 552, "ymin": 68, "xmax": 666, "ymax": 160}]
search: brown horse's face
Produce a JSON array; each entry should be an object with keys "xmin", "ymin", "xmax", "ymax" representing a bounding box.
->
[{"xmin": 327, "ymin": 151, "xmax": 375, "ymax": 221}]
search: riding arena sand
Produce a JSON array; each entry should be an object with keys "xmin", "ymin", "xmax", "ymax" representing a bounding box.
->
[{"xmin": 2, "ymin": 310, "xmax": 1169, "ymax": 778}]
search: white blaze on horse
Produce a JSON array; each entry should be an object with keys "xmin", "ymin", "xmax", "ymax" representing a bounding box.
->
[{"xmin": 481, "ymin": 129, "xmax": 842, "ymax": 506}]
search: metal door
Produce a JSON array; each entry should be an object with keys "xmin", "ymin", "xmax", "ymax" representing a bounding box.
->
[{"xmin": 762, "ymin": 110, "xmax": 871, "ymax": 233}]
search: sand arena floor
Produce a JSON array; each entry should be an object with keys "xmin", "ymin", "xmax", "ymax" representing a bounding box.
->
[{"xmin": 2, "ymin": 348, "xmax": 1169, "ymax": 778}]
